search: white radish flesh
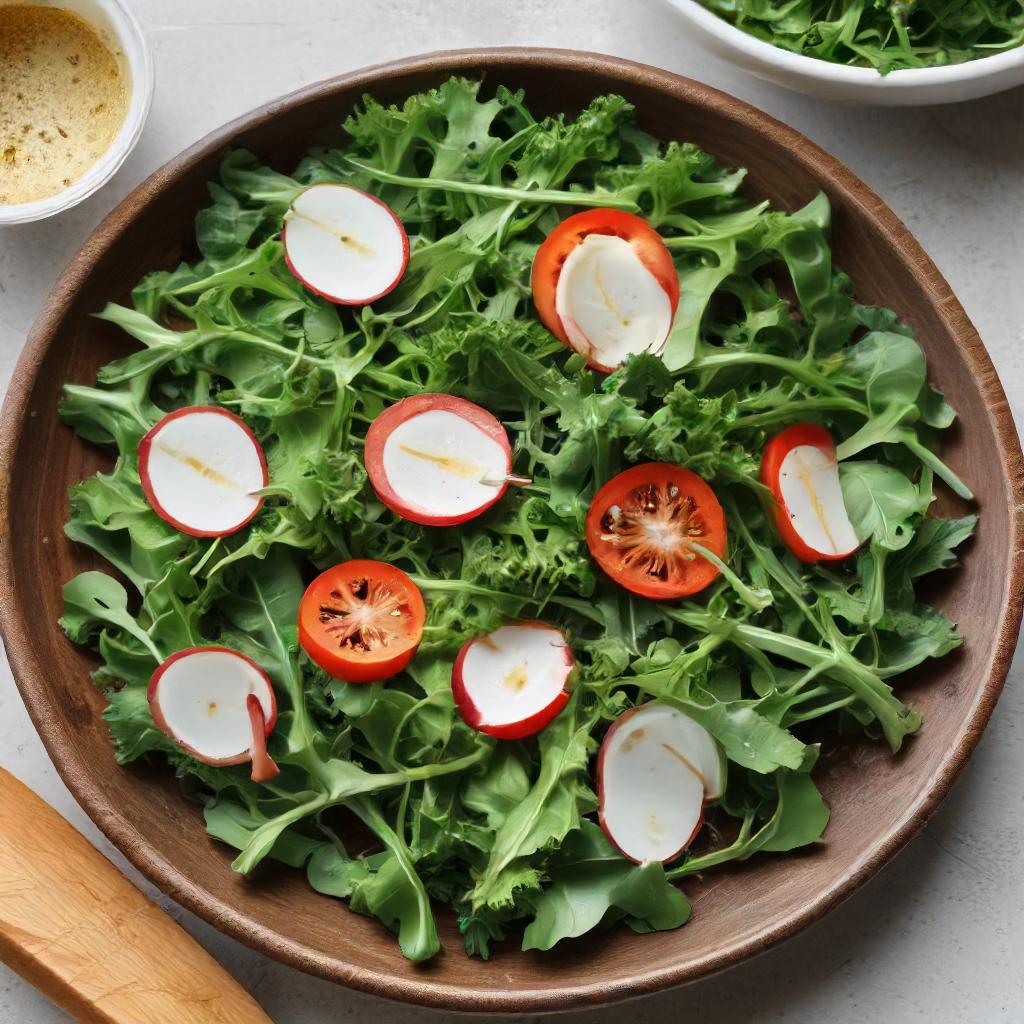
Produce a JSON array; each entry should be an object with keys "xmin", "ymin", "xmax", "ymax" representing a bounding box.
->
[
  {"xmin": 599, "ymin": 702, "xmax": 722, "ymax": 864},
  {"xmin": 453, "ymin": 623, "xmax": 572, "ymax": 738},
  {"xmin": 140, "ymin": 408, "xmax": 266, "ymax": 537},
  {"xmin": 555, "ymin": 233, "xmax": 673, "ymax": 371},
  {"xmin": 149, "ymin": 648, "xmax": 275, "ymax": 770},
  {"xmin": 381, "ymin": 409, "xmax": 509, "ymax": 519},
  {"xmin": 283, "ymin": 184, "xmax": 407, "ymax": 304},
  {"xmin": 779, "ymin": 444, "xmax": 859, "ymax": 557}
]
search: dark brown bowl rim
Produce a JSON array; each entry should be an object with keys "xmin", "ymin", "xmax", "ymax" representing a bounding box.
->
[{"xmin": 1, "ymin": 48, "xmax": 1022, "ymax": 1014}]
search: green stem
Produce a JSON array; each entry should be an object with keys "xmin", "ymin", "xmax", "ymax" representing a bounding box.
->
[
  {"xmin": 345, "ymin": 158, "xmax": 640, "ymax": 212},
  {"xmin": 409, "ymin": 576, "xmax": 530, "ymax": 611},
  {"xmin": 387, "ymin": 692, "xmax": 445, "ymax": 766},
  {"xmin": 668, "ymin": 813, "xmax": 756, "ymax": 878},
  {"xmin": 730, "ymin": 510, "xmax": 823, "ymax": 636},
  {"xmin": 231, "ymin": 790, "xmax": 328, "ymax": 874},
  {"xmin": 778, "ymin": 683, "xmax": 832, "ymax": 708},
  {"xmin": 547, "ymin": 593, "xmax": 607, "ymax": 624},
  {"xmin": 189, "ymin": 537, "xmax": 222, "ymax": 577},
  {"xmin": 135, "ymin": 630, "xmax": 165, "ymax": 665},
  {"xmin": 835, "ymin": 402, "xmax": 914, "ymax": 461},
  {"xmin": 689, "ymin": 351, "xmax": 845, "ymax": 394},
  {"xmin": 690, "ymin": 541, "xmax": 772, "ymax": 612},
  {"xmin": 727, "ymin": 396, "xmax": 865, "ymax": 433},
  {"xmin": 898, "ymin": 429, "xmax": 974, "ymax": 500},
  {"xmin": 61, "ymin": 384, "xmax": 152, "ymax": 430},
  {"xmin": 785, "ymin": 694, "xmax": 856, "ymax": 726},
  {"xmin": 403, "ymin": 743, "xmax": 490, "ymax": 782},
  {"xmin": 230, "ymin": 332, "xmax": 331, "ymax": 368},
  {"xmin": 345, "ymin": 795, "xmax": 439, "ymax": 961}
]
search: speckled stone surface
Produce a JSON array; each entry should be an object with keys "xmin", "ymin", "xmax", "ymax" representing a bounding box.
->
[{"xmin": 0, "ymin": 2, "xmax": 1021, "ymax": 1021}]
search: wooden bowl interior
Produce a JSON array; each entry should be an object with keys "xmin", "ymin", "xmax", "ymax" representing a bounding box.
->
[{"xmin": 2, "ymin": 51, "xmax": 1020, "ymax": 1012}]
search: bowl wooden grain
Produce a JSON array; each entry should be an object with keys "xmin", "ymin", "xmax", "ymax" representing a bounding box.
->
[{"xmin": 1, "ymin": 49, "xmax": 1022, "ymax": 1014}]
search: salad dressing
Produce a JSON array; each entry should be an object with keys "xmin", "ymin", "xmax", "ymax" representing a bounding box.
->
[{"xmin": 0, "ymin": 4, "xmax": 129, "ymax": 204}]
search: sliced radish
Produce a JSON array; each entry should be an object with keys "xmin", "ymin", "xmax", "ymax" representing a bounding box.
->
[
  {"xmin": 138, "ymin": 406, "xmax": 267, "ymax": 538},
  {"xmin": 364, "ymin": 394, "xmax": 517, "ymax": 527},
  {"xmin": 531, "ymin": 209, "xmax": 679, "ymax": 374},
  {"xmin": 148, "ymin": 646, "xmax": 279, "ymax": 783},
  {"xmin": 555, "ymin": 234, "xmax": 674, "ymax": 373},
  {"xmin": 283, "ymin": 184, "xmax": 408, "ymax": 305},
  {"xmin": 598, "ymin": 702, "xmax": 724, "ymax": 864},
  {"xmin": 451, "ymin": 621, "xmax": 573, "ymax": 739},
  {"xmin": 760, "ymin": 423, "xmax": 860, "ymax": 563}
]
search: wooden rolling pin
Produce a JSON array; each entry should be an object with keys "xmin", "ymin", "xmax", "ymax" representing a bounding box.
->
[{"xmin": 0, "ymin": 768, "xmax": 274, "ymax": 1024}]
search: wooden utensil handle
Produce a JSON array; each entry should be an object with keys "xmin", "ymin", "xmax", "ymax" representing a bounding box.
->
[{"xmin": 0, "ymin": 768, "xmax": 274, "ymax": 1024}]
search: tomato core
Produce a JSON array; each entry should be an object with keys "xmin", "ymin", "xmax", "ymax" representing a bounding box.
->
[
  {"xmin": 299, "ymin": 561, "xmax": 425, "ymax": 683},
  {"xmin": 585, "ymin": 463, "xmax": 727, "ymax": 599}
]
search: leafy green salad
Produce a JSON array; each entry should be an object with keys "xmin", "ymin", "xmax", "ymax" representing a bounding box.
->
[
  {"xmin": 695, "ymin": 0, "xmax": 1024, "ymax": 73},
  {"xmin": 59, "ymin": 77, "xmax": 975, "ymax": 961}
]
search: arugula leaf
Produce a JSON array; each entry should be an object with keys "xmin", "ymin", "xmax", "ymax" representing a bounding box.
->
[
  {"xmin": 522, "ymin": 822, "xmax": 690, "ymax": 951},
  {"xmin": 307, "ymin": 842, "xmax": 371, "ymax": 898},
  {"xmin": 628, "ymin": 664, "xmax": 809, "ymax": 774},
  {"xmin": 347, "ymin": 797, "xmax": 440, "ymax": 962},
  {"xmin": 204, "ymin": 799, "xmax": 323, "ymax": 869},
  {"xmin": 469, "ymin": 697, "xmax": 595, "ymax": 911},
  {"xmin": 60, "ymin": 572, "xmax": 163, "ymax": 663},
  {"xmin": 840, "ymin": 461, "xmax": 920, "ymax": 549},
  {"xmin": 671, "ymin": 770, "xmax": 830, "ymax": 878},
  {"xmin": 892, "ymin": 515, "xmax": 977, "ymax": 579}
]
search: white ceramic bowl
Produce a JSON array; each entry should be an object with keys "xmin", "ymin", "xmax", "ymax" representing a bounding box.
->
[
  {"xmin": 0, "ymin": 0, "xmax": 154, "ymax": 225},
  {"xmin": 663, "ymin": 0, "xmax": 1024, "ymax": 105}
]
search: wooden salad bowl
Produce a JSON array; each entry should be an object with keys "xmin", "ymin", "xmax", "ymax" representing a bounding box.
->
[{"xmin": 1, "ymin": 49, "xmax": 1021, "ymax": 1013}]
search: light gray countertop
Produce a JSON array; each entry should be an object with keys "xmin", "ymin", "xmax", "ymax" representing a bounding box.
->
[{"xmin": 1, "ymin": 2, "xmax": 1022, "ymax": 1021}]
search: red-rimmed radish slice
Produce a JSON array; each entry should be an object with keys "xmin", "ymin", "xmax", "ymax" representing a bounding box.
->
[
  {"xmin": 598, "ymin": 702, "xmax": 724, "ymax": 864},
  {"xmin": 283, "ymin": 183, "xmax": 408, "ymax": 305},
  {"xmin": 531, "ymin": 209, "xmax": 679, "ymax": 374},
  {"xmin": 138, "ymin": 406, "xmax": 267, "ymax": 538},
  {"xmin": 364, "ymin": 394, "xmax": 515, "ymax": 527},
  {"xmin": 452, "ymin": 621, "xmax": 573, "ymax": 739},
  {"xmin": 148, "ymin": 646, "xmax": 279, "ymax": 783},
  {"xmin": 760, "ymin": 423, "xmax": 860, "ymax": 564}
]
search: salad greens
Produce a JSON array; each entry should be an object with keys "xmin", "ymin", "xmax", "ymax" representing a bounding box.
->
[
  {"xmin": 59, "ymin": 77, "xmax": 974, "ymax": 960},
  {"xmin": 695, "ymin": 0, "xmax": 1024, "ymax": 74}
]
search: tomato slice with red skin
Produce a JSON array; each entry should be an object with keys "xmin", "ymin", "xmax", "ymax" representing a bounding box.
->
[
  {"xmin": 138, "ymin": 405, "xmax": 268, "ymax": 538},
  {"xmin": 760, "ymin": 423, "xmax": 861, "ymax": 564},
  {"xmin": 298, "ymin": 560, "xmax": 425, "ymax": 683},
  {"xmin": 364, "ymin": 393, "xmax": 512, "ymax": 527},
  {"xmin": 531, "ymin": 208, "xmax": 679, "ymax": 372},
  {"xmin": 584, "ymin": 463, "xmax": 727, "ymax": 600}
]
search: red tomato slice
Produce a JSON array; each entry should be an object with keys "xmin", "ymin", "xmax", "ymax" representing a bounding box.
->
[
  {"xmin": 364, "ymin": 393, "xmax": 512, "ymax": 527},
  {"xmin": 298, "ymin": 560, "xmax": 425, "ymax": 683},
  {"xmin": 531, "ymin": 208, "xmax": 679, "ymax": 373},
  {"xmin": 584, "ymin": 463, "xmax": 727, "ymax": 600},
  {"xmin": 760, "ymin": 423, "xmax": 861, "ymax": 564}
]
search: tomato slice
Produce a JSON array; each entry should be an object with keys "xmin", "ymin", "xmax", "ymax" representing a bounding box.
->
[
  {"xmin": 760, "ymin": 423, "xmax": 860, "ymax": 564},
  {"xmin": 364, "ymin": 393, "xmax": 513, "ymax": 527},
  {"xmin": 298, "ymin": 560, "xmax": 425, "ymax": 683},
  {"xmin": 584, "ymin": 463, "xmax": 727, "ymax": 599},
  {"xmin": 531, "ymin": 208, "xmax": 679, "ymax": 373}
]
